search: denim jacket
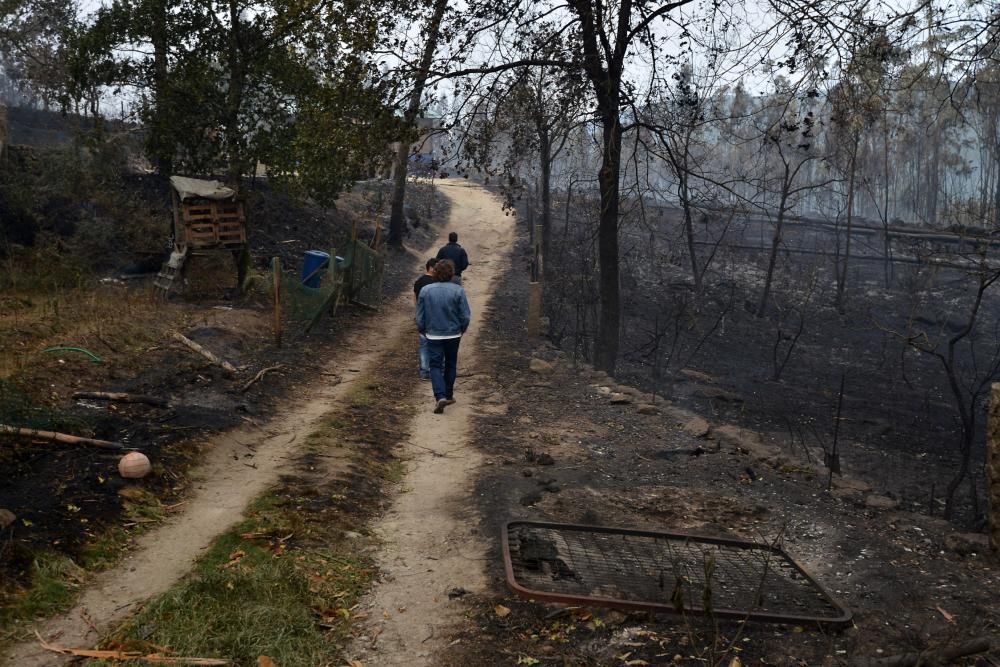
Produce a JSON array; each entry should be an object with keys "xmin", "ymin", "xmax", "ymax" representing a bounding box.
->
[{"xmin": 416, "ymin": 281, "xmax": 471, "ymax": 337}]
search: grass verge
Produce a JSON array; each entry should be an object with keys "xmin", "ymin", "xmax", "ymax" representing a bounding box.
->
[{"xmin": 83, "ymin": 331, "xmax": 419, "ymax": 666}]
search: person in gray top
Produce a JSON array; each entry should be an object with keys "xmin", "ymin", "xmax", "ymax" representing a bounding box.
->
[{"xmin": 415, "ymin": 259, "xmax": 471, "ymax": 413}]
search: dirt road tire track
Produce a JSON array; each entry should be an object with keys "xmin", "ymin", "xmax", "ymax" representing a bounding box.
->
[
  {"xmin": 2, "ymin": 181, "xmax": 512, "ymax": 667},
  {"xmin": 347, "ymin": 181, "xmax": 515, "ymax": 666}
]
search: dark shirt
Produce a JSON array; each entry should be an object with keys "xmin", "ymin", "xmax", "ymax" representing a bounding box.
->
[
  {"xmin": 414, "ymin": 274, "xmax": 436, "ymax": 298},
  {"xmin": 436, "ymin": 242, "xmax": 470, "ymax": 275}
]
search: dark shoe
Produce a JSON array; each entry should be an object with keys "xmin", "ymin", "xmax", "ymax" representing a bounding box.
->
[
  {"xmin": 419, "ymin": 373, "xmax": 430, "ymax": 380},
  {"xmin": 443, "ymin": 398, "xmax": 456, "ymax": 405},
  {"xmin": 433, "ymin": 399, "xmax": 447, "ymax": 414}
]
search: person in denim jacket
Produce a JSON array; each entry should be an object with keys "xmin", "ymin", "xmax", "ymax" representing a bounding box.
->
[{"xmin": 415, "ymin": 259, "xmax": 471, "ymax": 413}]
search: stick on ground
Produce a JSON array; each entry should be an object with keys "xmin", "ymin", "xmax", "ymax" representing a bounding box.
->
[
  {"xmin": 36, "ymin": 629, "xmax": 227, "ymax": 664},
  {"xmin": 851, "ymin": 638, "xmax": 992, "ymax": 667},
  {"xmin": 73, "ymin": 391, "xmax": 169, "ymax": 407},
  {"xmin": 0, "ymin": 424, "xmax": 126, "ymax": 450},
  {"xmin": 241, "ymin": 365, "xmax": 284, "ymax": 393},
  {"xmin": 171, "ymin": 332, "xmax": 237, "ymax": 374}
]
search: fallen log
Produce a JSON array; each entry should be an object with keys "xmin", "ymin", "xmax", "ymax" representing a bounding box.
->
[
  {"xmin": 0, "ymin": 424, "xmax": 125, "ymax": 450},
  {"xmin": 171, "ymin": 332, "xmax": 237, "ymax": 374},
  {"xmin": 73, "ymin": 391, "xmax": 169, "ymax": 407},
  {"xmin": 36, "ymin": 630, "xmax": 228, "ymax": 665},
  {"xmin": 852, "ymin": 638, "xmax": 992, "ymax": 667},
  {"xmin": 241, "ymin": 365, "xmax": 284, "ymax": 393}
]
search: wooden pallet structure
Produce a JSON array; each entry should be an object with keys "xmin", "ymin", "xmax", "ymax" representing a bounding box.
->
[{"xmin": 156, "ymin": 176, "xmax": 247, "ymax": 295}]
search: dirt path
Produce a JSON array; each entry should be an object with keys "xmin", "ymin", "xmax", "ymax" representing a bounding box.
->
[
  {"xmin": 2, "ymin": 181, "xmax": 511, "ymax": 667},
  {"xmin": 346, "ymin": 181, "xmax": 514, "ymax": 666},
  {"xmin": 3, "ymin": 317, "xmax": 416, "ymax": 667}
]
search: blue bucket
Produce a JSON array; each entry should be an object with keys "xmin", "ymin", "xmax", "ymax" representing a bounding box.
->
[{"xmin": 301, "ymin": 250, "xmax": 330, "ymax": 288}]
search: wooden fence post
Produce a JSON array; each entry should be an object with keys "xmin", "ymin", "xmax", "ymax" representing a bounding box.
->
[
  {"xmin": 272, "ymin": 257, "xmax": 282, "ymax": 347},
  {"xmin": 527, "ymin": 222, "xmax": 543, "ymax": 337},
  {"xmin": 987, "ymin": 383, "xmax": 1000, "ymax": 556}
]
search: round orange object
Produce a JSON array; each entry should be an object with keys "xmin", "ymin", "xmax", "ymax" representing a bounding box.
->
[{"xmin": 118, "ymin": 451, "xmax": 151, "ymax": 479}]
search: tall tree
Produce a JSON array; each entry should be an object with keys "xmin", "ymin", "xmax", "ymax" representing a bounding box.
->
[
  {"xmin": 0, "ymin": 0, "xmax": 80, "ymax": 111},
  {"xmin": 387, "ymin": 0, "xmax": 449, "ymax": 248},
  {"xmin": 828, "ymin": 24, "xmax": 893, "ymax": 313},
  {"xmin": 462, "ymin": 64, "xmax": 588, "ymax": 268},
  {"xmin": 80, "ymin": 0, "xmax": 403, "ymax": 195}
]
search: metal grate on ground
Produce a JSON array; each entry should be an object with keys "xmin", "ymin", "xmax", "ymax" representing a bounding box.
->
[{"xmin": 502, "ymin": 521, "xmax": 852, "ymax": 627}]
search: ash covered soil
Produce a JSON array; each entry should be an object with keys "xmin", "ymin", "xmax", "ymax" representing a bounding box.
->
[
  {"xmin": 444, "ymin": 227, "xmax": 1000, "ymax": 666},
  {"xmin": 0, "ymin": 179, "xmax": 448, "ymax": 606}
]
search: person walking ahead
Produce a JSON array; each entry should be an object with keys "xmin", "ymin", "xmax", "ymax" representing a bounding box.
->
[
  {"xmin": 413, "ymin": 257, "xmax": 438, "ymax": 380},
  {"xmin": 436, "ymin": 232, "xmax": 469, "ymax": 284},
  {"xmin": 415, "ymin": 259, "xmax": 471, "ymax": 414}
]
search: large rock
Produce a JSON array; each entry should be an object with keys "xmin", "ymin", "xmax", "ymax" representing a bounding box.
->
[
  {"xmin": 680, "ymin": 368, "xmax": 717, "ymax": 384},
  {"xmin": 864, "ymin": 494, "xmax": 899, "ymax": 510},
  {"xmin": 944, "ymin": 532, "xmax": 991, "ymax": 557},
  {"xmin": 637, "ymin": 404, "xmax": 659, "ymax": 415},
  {"xmin": 609, "ymin": 393, "xmax": 632, "ymax": 405},
  {"xmin": 682, "ymin": 417, "xmax": 711, "ymax": 438},
  {"xmin": 529, "ymin": 358, "xmax": 554, "ymax": 374},
  {"xmin": 693, "ymin": 387, "xmax": 744, "ymax": 403},
  {"xmin": 830, "ymin": 476, "xmax": 872, "ymax": 499},
  {"xmin": 714, "ymin": 424, "xmax": 774, "ymax": 459},
  {"xmin": 0, "ymin": 508, "xmax": 15, "ymax": 529}
]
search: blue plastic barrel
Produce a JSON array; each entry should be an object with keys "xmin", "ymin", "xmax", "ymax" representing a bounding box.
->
[{"xmin": 301, "ymin": 250, "xmax": 330, "ymax": 288}]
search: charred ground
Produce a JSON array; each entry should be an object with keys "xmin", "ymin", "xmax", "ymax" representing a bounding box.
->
[{"xmin": 447, "ymin": 221, "xmax": 1000, "ymax": 666}]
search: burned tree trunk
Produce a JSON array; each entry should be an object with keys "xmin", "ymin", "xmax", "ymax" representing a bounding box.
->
[{"xmin": 987, "ymin": 383, "xmax": 1000, "ymax": 555}]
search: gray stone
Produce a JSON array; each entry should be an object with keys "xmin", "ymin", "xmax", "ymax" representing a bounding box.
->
[
  {"xmin": 680, "ymin": 368, "xmax": 717, "ymax": 384},
  {"xmin": 831, "ymin": 476, "xmax": 872, "ymax": 497},
  {"xmin": 944, "ymin": 532, "xmax": 991, "ymax": 557},
  {"xmin": 637, "ymin": 404, "xmax": 659, "ymax": 415},
  {"xmin": 529, "ymin": 358, "xmax": 554, "ymax": 374},
  {"xmin": 520, "ymin": 491, "xmax": 543, "ymax": 506},
  {"xmin": 693, "ymin": 387, "xmax": 743, "ymax": 403},
  {"xmin": 0, "ymin": 508, "xmax": 15, "ymax": 529},
  {"xmin": 682, "ymin": 417, "xmax": 711, "ymax": 438},
  {"xmin": 864, "ymin": 494, "xmax": 899, "ymax": 510},
  {"xmin": 609, "ymin": 393, "xmax": 632, "ymax": 405}
]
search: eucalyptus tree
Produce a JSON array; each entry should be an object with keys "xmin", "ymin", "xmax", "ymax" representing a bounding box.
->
[
  {"xmin": 753, "ymin": 92, "xmax": 833, "ymax": 317},
  {"xmin": 827, "ymin": 25, "xmax": 897, "ymax": 312}
]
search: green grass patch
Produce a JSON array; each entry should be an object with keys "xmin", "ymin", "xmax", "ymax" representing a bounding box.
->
[
  {"xmin": 80, "ymin": 525, "xmax": 131, "ymax": 570},
  {"xmin": 1, "ymin": 552, "xmax": 84, "ymax": 626},
  {"xmin": 90, "ymin": 489, "xmax": 375, "ymax": 667}
]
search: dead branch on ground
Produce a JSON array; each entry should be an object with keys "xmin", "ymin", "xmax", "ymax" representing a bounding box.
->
[
  {"xmin": 73, "ymin": 391, "xmax": 170, "ymax": 407},
  {"xmin": 0, "ymin": 424, "xmax": 125, "ymax": 450},
  {"xmin": 241, "ymin": 365, "xmax": 285, "ymax": 392},
  {"xmin": 171, "ymin": 332, "xmax": 237, "ymax": 374},
  {"xmin": 851, "ymin": 637, "xmax": 992, "ymax": 667}
]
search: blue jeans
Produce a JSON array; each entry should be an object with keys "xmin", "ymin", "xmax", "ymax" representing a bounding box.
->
[
  {"xmin": 418, "ymin": 334, "xmax": 430, "ymax": 376},
  {"xmin": 426, "ymin": 337, "xmax": 461, "ymax": 400}
]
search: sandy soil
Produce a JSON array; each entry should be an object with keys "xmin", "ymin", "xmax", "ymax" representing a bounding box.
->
[{"xmin": 346, "ymin": 181, "xmax": 515, "ymax": 666}]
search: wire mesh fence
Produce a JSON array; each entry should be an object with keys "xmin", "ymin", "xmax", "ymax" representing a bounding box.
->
[
  {"xmin": 269, "ymin": 232, "xmax": 385, "ymax": 340},
  {"xmin": 503, "ymin": 521, "xmax": 851, "ymax": 627}
]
